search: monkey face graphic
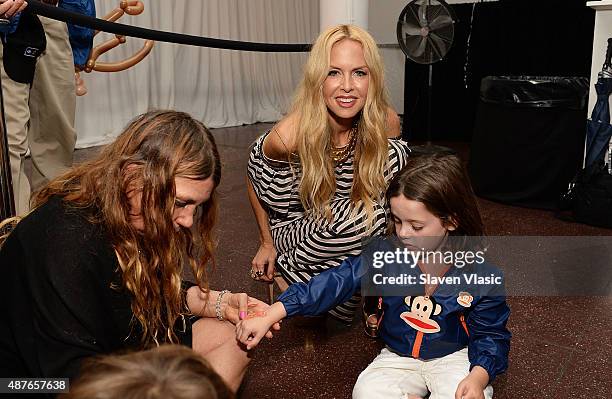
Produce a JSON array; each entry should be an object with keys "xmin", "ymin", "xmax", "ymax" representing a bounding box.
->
[
  {"xmin": 400, "ymin": 296, "xmax": 442, "ymax": 333},
  {"xmin": 457, "ymin": 291, "xmax": 473, "ymax": 307}
]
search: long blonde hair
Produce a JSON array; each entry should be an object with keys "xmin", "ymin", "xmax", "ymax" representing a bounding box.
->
[
  {"xmin": 291, "ymin": 24, "xmax": 391, "ymax": 225},
  {"xmin": 8, "ymin": 110, "xmax": 221, "ymax": 346}
]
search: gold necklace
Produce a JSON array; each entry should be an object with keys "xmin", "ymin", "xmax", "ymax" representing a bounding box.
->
[{"xmin": 330, "ymin": 126, "xmax": 358, "ymax": 164}]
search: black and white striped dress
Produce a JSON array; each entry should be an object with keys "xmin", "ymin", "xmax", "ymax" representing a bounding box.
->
[{"xmin": 247, "ymin": 131, "xmax": 410, "ymax": 322}]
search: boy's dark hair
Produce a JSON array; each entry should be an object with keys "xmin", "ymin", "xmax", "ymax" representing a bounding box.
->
[
  {"xmin": 62, "ymin": 345, "xmax": 234, "ymax": 399},
  {"xmin": 386, "ymin": 151, "xmax": 484, "ymax": 238}
]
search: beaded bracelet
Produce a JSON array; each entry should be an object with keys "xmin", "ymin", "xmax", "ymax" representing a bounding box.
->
[{"xmin": 215, "ymin": 290, "xmax": 230, "ymax": 321}]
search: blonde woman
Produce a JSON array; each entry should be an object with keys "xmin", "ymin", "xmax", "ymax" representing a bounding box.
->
[
  {"xmin": 0, "ymin": 111, "xmax": 277, "ymax": 392},
  {"xmin": 247, "ymin": 25, "xmax": 410, "ymax": 322}
]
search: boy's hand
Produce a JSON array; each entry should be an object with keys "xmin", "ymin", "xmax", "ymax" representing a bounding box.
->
[
  {"xmin": 235, "ymin": 301, "xmax": 287, "ymax": 350},
  {"xmin": 236, "ymin": 316, "xmax": 277, "ymax": 350},
  {"xmin": 455, "ymin": 366, "xmax": 489, "ymax": 399},
  {"xmin": 224, "ymin": 293, "xmax": 278, "ymax": 327}
]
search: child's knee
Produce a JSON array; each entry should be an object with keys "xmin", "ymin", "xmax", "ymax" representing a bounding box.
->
[
  {"xmin": 352, "ymin": 371, "xmax": 381, "ymax": 399},
  {"xmin": 352, "ymin": 371, "xmax": 372, "ymax": 399},
  {"xmin": 351, "ymin": 380, "xmax": 368, "ymax": 399}
]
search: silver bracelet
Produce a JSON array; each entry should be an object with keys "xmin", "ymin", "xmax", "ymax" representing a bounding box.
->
[{"xmin": 215, "ymin": 290, "xmax": 230, "ymax": 321}]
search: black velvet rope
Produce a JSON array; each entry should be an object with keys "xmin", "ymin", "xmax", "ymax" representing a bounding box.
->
[{"xmin": 27, "ymin": 0, "xmax": 311, "ymax": 52}]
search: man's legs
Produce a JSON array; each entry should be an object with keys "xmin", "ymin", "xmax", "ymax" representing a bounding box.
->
[
  {"xmin": 28, "ymin": 16, "xmax": 76, "ymax": 192},
  {"xmin": 0, "ymin": 41, "xmax": 32, "ymax": 216}
]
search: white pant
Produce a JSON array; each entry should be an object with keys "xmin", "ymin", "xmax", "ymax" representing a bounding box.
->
[{"xmin": 353, "ymin": 347, "xmax": 494, "ymax": 399}]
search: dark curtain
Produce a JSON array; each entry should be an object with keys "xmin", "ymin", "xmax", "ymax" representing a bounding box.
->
[{"xmin": 402, "ymin": 0, "xmax": 595, "ymax": 142}]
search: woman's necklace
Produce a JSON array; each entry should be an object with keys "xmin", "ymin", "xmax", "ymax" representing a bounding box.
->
[{"xmin": 330, "ymin": 126, "xmax": 358, "ymax": 164}]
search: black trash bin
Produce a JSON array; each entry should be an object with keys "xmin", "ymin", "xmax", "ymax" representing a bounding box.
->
[{"xmin": 468, "ymin": 76, "xmax": 589, "ymax": 209}]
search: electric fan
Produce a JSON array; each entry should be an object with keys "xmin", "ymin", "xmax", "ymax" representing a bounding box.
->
[{"xmin": 397, "ymin": 0, "xmax": 456, "ymax": 143}]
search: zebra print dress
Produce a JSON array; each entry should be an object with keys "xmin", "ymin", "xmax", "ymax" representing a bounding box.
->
[{"xmin": 247, "ymin": 131, "xmax": 410, "ymax": 322}]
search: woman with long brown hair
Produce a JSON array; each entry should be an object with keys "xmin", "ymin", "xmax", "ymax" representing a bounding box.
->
[
  {"xmin": 247, "ymin": 24, "xmax": 410, "ymax": 322},
  {"xmin": 0, "ymin": 110, "xmax": 276, "ymax": 392}
]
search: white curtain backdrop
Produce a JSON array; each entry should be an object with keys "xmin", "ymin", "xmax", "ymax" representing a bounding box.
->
[{"xmin": 75, "ymin": 0, "xmax": 319, "ymax": 148}]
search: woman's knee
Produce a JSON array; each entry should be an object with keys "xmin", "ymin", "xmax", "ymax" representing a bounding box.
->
[
  {"xmin": 192, "ymin": 318, "xmax": 250, "ymax": 371},
  {"xmin": 192, "ymin": 318, "xmax": 242, "ymax": 355}
]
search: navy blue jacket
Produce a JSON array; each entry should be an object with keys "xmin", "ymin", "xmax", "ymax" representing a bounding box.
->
[{"xmin": 279, "ymin": 255, "xmax": 511, "ymax": 381}]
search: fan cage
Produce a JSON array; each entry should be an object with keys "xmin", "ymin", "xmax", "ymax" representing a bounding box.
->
[{"xmin": 396, "ymin": 0, "xmax": 456, "ymax": 65}]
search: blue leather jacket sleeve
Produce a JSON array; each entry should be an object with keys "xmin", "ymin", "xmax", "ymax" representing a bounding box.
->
[
  {"xmin": 278, "ymin": 256, "xmax": 363, "ymax": 317},
  {"xmin": 467, "ymin": 293, "xmax": 511, "ymax": 382}
]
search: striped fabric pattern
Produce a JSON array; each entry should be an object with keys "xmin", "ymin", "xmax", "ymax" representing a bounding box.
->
[{"xmin": 247, "ymin": 131, "xmax": 410, "ymax": 322}]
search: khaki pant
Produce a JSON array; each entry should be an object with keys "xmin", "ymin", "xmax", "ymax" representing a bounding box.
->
[
  {"xmin": 353, "ymin": 348, "xmax": 494, "ymax": 399},
  {"xmin": 0, "ymin": 16, "xmax": 76, "ymax": 215}
]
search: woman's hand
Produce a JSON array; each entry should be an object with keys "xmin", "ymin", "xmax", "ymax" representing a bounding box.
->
[
  {"xmin": 223, "ymin": 293, "xmax": 281, "ymax": 335},
  {"xmin": 0, "ymin": 0, "xmax": 27, "ymax": 18},
  {"xmin": 251, "ymin": 242, "xmax": 276, "ymax": 282}
]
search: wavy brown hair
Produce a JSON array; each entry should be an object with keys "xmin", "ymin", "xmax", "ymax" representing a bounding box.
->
[
  {"xmin": 61, "ymin": 345, "xmax": 234, "ymax": 399},
  {"xmin": 30, "ymin": 110, "xmax": 221, "ymax": 345},
  {"xmin": 386, "ymin": 152, "xmax": 484, "ymax": 239},
  {"xmin": 291, "ymin": 24, "xmax": 391, "ymax": 225}
]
